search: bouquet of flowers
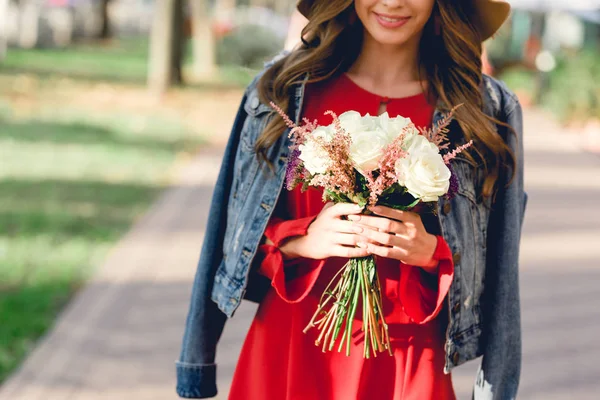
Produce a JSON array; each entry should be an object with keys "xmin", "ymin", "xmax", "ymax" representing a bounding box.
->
[{"xmin": 271, "ymin": 102, "xmax": 471, "ymax": 358}]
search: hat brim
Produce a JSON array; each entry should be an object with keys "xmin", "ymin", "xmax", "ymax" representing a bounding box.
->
[
  {"xmin": 296, "ymin": 0, "xmax": 510, "ymax": 41},
  {"xmin": 477, "ymin": 1, "xmax": 511, "ymax": 41}
]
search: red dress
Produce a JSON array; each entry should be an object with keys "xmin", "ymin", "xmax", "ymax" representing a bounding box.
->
[{"xmin": 229, "ymin": 74, "xmax": 456, "ymax": 400}]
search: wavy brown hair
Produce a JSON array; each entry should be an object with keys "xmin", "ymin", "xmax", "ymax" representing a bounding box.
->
[{"xmin": 256, "ymin": 0, "xmax": 515, "ymax": 198}]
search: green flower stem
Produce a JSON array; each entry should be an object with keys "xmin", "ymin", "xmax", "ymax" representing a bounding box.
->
[
  {"xmin": 365, "ymin": 260, "xmax": 384, "ymax": 353},
  {"xmin": 337, "ymin": 263, "xmax": 357, "ymax": 353},
  {"xmin": 362, "ymin": 258, "xmax": 380, "ymax": 357},
  {"xmin": 303, "ymin": 267, "xmax": 346, "ymax": 334},
  {"xmin": 360, "ymin": 260, "xmax": 372, "ymax": 359},
  {"xmin": 346, "ymin": 262, "xmax": 361, "ymax": 356},
  {"xmin": 304, "ymin": 255, "xmax": 392, "ymax": 358},
  {"xmin": 330, "ymin": 270, "xmax": 354, "ymax": 350},
  {"xmin": 316, "ymin": 302, "xmax": 337, "ymax": 347}
]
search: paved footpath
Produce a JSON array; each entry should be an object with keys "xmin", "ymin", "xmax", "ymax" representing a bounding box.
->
[{"xmin": 0, "ymin": 110, "xmax": 599, "ymax": 400}]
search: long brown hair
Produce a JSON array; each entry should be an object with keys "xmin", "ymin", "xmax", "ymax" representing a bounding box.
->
[{"xmin": 256, "ymin": 0, "xmax": 515, "ymax": 198}]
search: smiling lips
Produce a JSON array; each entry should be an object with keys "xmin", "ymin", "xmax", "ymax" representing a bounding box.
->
[{"xmin": 374, "ymin": 13, "xmax": 410, "ymax": 29}]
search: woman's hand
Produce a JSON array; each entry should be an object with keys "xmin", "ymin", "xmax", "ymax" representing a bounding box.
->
[
  {"xmin": 279, "ymin": 202, "xmax": 372, "ymax": 260},
  {"xmin": 348, "ymin": 205, "xmax": 439, "ymax": 273}
]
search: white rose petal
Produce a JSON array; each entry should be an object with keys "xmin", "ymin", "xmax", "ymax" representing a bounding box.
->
[
  {"xmin": 395, "ymin": 135, "xmax": 451, "ymax": 202},
  {"xmin": 349, "ymin": 126, "xmax": 389, "ymax": 173},
  {"xmin": 298, "ymin": 125, "xmax": 335, "ymax": 175},
  {"xmin": 338, "ymin": 111, "xmax": 364, "ymax": 133}
]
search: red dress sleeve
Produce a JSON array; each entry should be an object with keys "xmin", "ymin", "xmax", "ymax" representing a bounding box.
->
[
  {"xmin": 256, "ymin": 216, "xmax": 326, "ymax": 304},
  {"xmin": 398, "ymin": 235, "xmax": 454, "ymax": 324}
]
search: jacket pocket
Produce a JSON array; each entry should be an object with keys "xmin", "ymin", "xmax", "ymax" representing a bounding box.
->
[
  {"xmin": 224, "ymin": 91, "xmax": 272, "ymax": 255},
  {"xmin": 448, "ymin": 156, "xmax": 490, "ymax": 317},
  {"xmin": 240, "ymin": 89, "xmax": 273, "ymax": 153}
]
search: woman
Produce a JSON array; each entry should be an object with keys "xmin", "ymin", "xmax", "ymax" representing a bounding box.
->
[{"xmin": 176, "ymin": 0, "xmax": 526, "ymax": 399}]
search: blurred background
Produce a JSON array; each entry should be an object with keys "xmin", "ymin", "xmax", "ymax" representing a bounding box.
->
[{"xmin": 0, "ymin": 1, "xmax": 599, "ymax": 399}]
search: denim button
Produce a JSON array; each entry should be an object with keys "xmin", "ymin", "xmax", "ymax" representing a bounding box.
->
[
  {"xmin": 452, "ymin": 352, "xmax": 459, "ymax": 364},
  {"xmin": 452, "ymin": 252, "xmax": 461, "ymax": 264},
  {"xmin": 229, "ymin": 297, "xmax": 238, "ymax": 305},
  {"xmin": 443, "ymin": 203, "xmax": 452, "ymax": 215}
]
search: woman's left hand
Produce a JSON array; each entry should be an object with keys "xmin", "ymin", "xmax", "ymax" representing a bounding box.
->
[{"xmin": 348, "ymin": 205, "xmax": 439, "ymax": 273}]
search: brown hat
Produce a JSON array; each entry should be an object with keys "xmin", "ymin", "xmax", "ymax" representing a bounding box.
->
[{"xmin": 296, "ymin": 0, "xmax": 511, "ymax": 41}]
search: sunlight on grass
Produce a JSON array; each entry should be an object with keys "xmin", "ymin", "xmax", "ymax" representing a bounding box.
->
[
  {"xmin": 2, "ymin": 38, "xmax": 149, "ymax": 82},
  {"xmin": 0, "ymin": 37, "xmax": 255, "ymax": 87},
  {"xmin": 0, "ymin": 109, "xmax": 204, "ymax": 382},
  {"xmin": 0, "ymin": 32, "xmax": 249, "ymax": 381}
]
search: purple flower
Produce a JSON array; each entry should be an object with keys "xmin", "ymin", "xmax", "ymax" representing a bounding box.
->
[
  {"xmin": 285, "ymin": 149, "xmax": 302, "ymax": 190},
  {"xmin": 446, "ymin": 164, "xmax": 459, "ymax": 200}
]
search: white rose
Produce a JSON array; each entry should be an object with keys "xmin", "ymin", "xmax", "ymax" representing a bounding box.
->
[
  {"xmin": 377, "ymin": 112, "xmax": 418, "ymax": 143},
  {"xmin": 337, "ymin": 111, "xmax": 390, "ymax": 173},
  {"xmin": 394, "ymin": 135, "xmax": 451, "ymax": 202},
  {"xmin": 298, "ymin": 125, "xmax": 334, "ymax": 175},
  {"xmin": 338, "ymin": 111, "xmax": 370, "ymax": 132},
  {"xmin": 349, "ymin": 128, "xmax": 390, "ymax": 173}
]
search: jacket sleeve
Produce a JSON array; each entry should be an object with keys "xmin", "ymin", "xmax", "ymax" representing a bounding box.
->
[
  {"xmin": 175, "ymin": 90, "xmax": 249, "ymax": 399},
  {"xmin": 474, "ymin": 97, "xmax": 527, "ymax": 400}
]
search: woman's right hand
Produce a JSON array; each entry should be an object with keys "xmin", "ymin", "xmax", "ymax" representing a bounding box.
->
[{"xmin": 279, "ymin": 202, "xmax": 372, "ymax": 260}]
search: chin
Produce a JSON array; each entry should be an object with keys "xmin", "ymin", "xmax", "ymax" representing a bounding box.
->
[{"xmin": 367, "ymin": 29, "xmax": 412, "ymax": 47}]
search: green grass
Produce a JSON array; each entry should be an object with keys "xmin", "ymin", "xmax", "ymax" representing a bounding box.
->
[
  {"xmin": 0, "ymin": 36, "xmax": 251, "ymax": 381},
  {"xmin": 498, "ymin": 67, "xmax": 538, "ymax": 96},
  {"xmin": 0, "ymin": 37, "xmax": 255, "ymax": 87},
  {"xmin": 0, "ymin": 110, "xmax": 204, "ymax": 382},
  {"xmin": 1, "ymin": 38, "xmax": 150, "ymax": 82}
]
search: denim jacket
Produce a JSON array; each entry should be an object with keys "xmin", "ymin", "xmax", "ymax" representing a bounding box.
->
[{"xmin": 176, "ymin": 61, "xmax": 527, "ymax": 400}]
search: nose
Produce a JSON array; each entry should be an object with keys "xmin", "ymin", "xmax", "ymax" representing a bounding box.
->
[{"xmin": 381, "ymin": 0, "xmax": 404, "ymax": 7}]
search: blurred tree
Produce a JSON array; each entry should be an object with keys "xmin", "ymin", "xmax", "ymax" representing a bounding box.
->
[
  {"xmin": 216, "ymin": 0, "xmax": 236, "ymax": 16},
  {"xmin": 190, "ymin": 0, "xmax": 216, "ymax": 78},
  {"xmin": 274, "ymin": 0, "xmax": 291, "ymax": 15},
  {"xmin": 17, "ymin": 0, "xmax": 40, "ymax": 49},
  {"xmin": 0, "ymin": 0, "xmax": 7, "ymax": 60},
  {"xmin": 148, "ymin": 0, "xmax": 187, "ymax": 93},
  {"xmin": 171, "ymin": 0, "xmax": 185, "ymax": 84},
  {"xmin": 99, "ymin": 0, "xmax": 112, "ymax": 39}
]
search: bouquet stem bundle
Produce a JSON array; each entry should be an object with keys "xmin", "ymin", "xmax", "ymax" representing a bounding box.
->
[{"xmin": 303, "ymin": 255, "xmax": 392, "ymax": 358}]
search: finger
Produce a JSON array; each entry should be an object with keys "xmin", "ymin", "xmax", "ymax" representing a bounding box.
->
[
  {"xmin": 327, "ymin": 202, "xmax": 364, "ymax": 218},
  {"xmin": 368, "ymin": 206, "xmax": 420, "ymax": 225},
  {"xmin": 333, "ymin": 233, "xmax": 378, "ymax": 247},
  {"xmin": 333, "ymin": 233, "xmax": 360, "ymax": 246},
  {"xmin": 358, "ymin": 227, "xmax": 399, "ymax": 247},
  {"xmin": 361, "ymin": 242, "xmax": 408, "ymax": 261},
  {"xmin": 322, "ymin": 202, "xmax": 335, "ymax": 211},
  {"xmin": 332, "ymin": 245, "xmax": 371, "ymax": 259},
  {"xmin": 329, "ymin": 219, "xmax": 356, "ymax": 234},
  {"xmin": 347, "ymin": 215, "xmax": 406, "ymax": 235}
]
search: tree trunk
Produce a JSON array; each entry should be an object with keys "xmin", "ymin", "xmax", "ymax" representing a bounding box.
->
[
  {"xmin": 99, "ymin": 0, "xmax": 111, "ymax": 39},
  {"xmin": 189, "ymin": 0, "xmax": 216, "ymax": 79},
  {"xmin": 18, "ymin": 0, "xmax": 40, "ymax": 49},
  {"xmin": 0, "ymin": 0, "xmax": 9, "ymax": 61},
  {"xmin": 148, "ymin": 0, "xmax": 177, "ymax": 94},
  {"xmin": 171, "ymin": 0, "xmax": 185, "ymax": 84}
]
